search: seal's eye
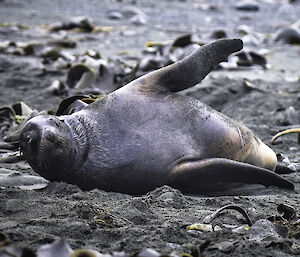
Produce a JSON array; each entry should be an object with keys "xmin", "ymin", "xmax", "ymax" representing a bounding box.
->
[
  {"xmin": 25, "ymin": 134, "xmax": 32, "ymax": 144},
  {"xmin": 22, "ymin": 130, "xmax": 39, "ymax": 147}
]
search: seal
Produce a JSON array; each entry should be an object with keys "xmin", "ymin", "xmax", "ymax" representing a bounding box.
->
[{"xmin": 19, "ymin": 39, "xmax": 294, "ymax": 195}]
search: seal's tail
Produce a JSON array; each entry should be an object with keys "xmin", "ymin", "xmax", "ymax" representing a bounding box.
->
[{"xmin": 133, "ymin": 39, "xmax": 243, "ymax": 92}]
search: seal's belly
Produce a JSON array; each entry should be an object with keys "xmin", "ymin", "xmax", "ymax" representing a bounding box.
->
[
  {"xmin": 126, "ymin": 97, "xmax": 245, "ymax": 166},
  {"xmin": 106, "ymin": 102, "xmax": 245, "ymax": 177},
  {"xmin": 81, "ymin": 92, "xmax": 250, "ymax": 192}
]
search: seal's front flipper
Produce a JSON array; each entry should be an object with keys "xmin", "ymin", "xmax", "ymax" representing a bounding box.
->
[
  {"xmin": 133, "ymin": 39, "xmax": 243, "ymax": 93},
  {"xmin": 169, "ymin": 158, "xmax": 294, "ymax": 194}
]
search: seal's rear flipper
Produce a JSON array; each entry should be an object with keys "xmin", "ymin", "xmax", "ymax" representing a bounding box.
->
[
  {"xmin": 133, "ymin": 39, "xmax": 243, "ymax": 92},
  {"xmin": 274, "ymin": 164, "xmax": 296, "ymax": 174},
  {"xmin": 169, "ymin": 158, "xmax": 294, "ymax": 194}
]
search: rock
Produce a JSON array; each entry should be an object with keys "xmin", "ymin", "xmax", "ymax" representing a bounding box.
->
[
  {"xmin": 277, "ymin": 203, "xmax": 297, "ymax": 221},
  {"xmin": 130, "ymin": 14, "xmax": 147, "ymax": 25},
  {"xmin": 66, "ymin": 63, "xmax": 97, "ymax": 89},
  {"xmin": 45, "ymin": 80, "xmax": 67, "ymax": 96},
  {"xmin": 138, "ymin": 248, "xmax": 160, "ymax": 257},
  {"xmin": 274, "ymin": 27, "xmax": 300, "ymax": 44},
  {"xmin": 171, "ymin": 34, "xmax": 193, "ymax": 48},
  {"xmin": 121, "ymin": 6, "xmax": 146, "ymax": 18},
  {"xmin": 246, "ymin": 219, "xmax": 283, "ymax": 241},
  {"xmin": 37, "ymin": 238, "xmax": 73, "ymax": 257},
  {"xmin": 211, "ymin": 30, "xmax": 227, "ymax": 39},
  {"xmin": 50, "ymin": 16, "xmax": 94, "ymax": 32},
  {"xmin": 107, "ymin": 11, "xmax": 124, "ymax": 20},
  {"xmin": 216, "ymin": 241, "xmax": 236, "ymax": 253},
  {"xmin": 0, "ymin": 247, "xmax": 35, "ymax": 257},
  {"xmin": 235, "ymin": 0, "xmax": 259, "ymax": 11},
  {"xmin": 236, "ymin": 50, "xmax": 267, "ymax": 68}
]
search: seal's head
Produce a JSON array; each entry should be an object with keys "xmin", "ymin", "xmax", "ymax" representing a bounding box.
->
[{"xmin": 19, "ymin": 115, "xmax": 78, "ymax": 181}]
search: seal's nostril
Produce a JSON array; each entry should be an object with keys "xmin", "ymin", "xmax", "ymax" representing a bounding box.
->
[{"xmin": 45, "ymin": 131, "xmax": 56, "ymax": 143}]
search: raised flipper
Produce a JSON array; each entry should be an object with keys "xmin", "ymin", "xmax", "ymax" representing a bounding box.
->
[
  {"xmin": 132, "ymin": 39, "xmax": 243, "ymax": 92},
  {"xmin": 169, "ymin": 158, "xmax": 294, "ymax": 194}
]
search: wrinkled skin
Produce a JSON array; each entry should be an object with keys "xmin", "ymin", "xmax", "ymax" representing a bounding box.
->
[{"xmin": 19, "ymin": 39, "xmax": 294, "ymax": 195}]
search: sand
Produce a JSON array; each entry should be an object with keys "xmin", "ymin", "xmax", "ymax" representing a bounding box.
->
[{"xmin": 0, "ymin": 0, "xmax": 300, "ymax": 256}]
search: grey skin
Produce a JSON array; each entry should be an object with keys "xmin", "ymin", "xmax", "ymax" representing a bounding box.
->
[{"xmin": 19, "ymin": 39, "xmax": 294, "ymax": 195}]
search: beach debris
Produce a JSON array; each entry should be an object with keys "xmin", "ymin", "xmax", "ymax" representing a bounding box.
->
[
  {"xmin": 245, "ymin": 219, "xmax": 285, "ymax": 242},
  {"xmin": 140, "ymin": 34, "xmax": 204, "ymax": 71},
  {"xmin": 139, "ymin": 55, "xmax": 170, "ymax": 72},
  {"xmin": 234, "ymin": 0, "xmax": 259, "ymax": 11},
  {"xmin": 130, "ymin": 14, "xmax": 147, "ymax": 26},
  {"xmin": 36, "ymin": 238, "xmax": 73, "ymax": 257},
  {"xmin": 210, "ymin": 30, "xmax": 227, "ymax": 39},
  {"xmin": 121, "ymin": 6, "xmax": 147, "ymax": 26},
  {"xmin": 65, "ymin": 56, "xmax": 138, "ymax": 94},
  {"xmin": 242, "ymin": 79, "xmax": 266, "ymax": 93},
  {"xmin": 202, "ymin": 204, "xmax": 252, "ymax": 226},
  {"xmin": 0, "ymin": 151, "xmax": 24, "ymax": 163},
  {"xmin": 214, "ymin": 241, "xmax": 236, "ymax": 253},
  {"xmin": 186, "ymin": 223, "xmax": 213, "ymax": 232},
  {"xmin": 232, "ymin": 224, "xmax": 251, "ymax": 234},
  {"xmin": 275, "ymin": 106, "xmax": 300, "ymax": 127},
  {"xmin": 138, "ymin": 248, "xmax": 160, "ymax": 257},
  {"xmin": 49, "ymin": 16, "xmax": 95, "ymax": 32},
  {"xmin": 55, "ymin": 94, "xmax": 102, "ymax": 116},
  {"xmin": 172, "ymin": 34, "xmax": 194, "ymax": 48},
  {"xmin": 45, "ymin": 80, "xmax": 68, "ymax": 96},
  {"xmin": 0, "ymin": 106, "xmax": 17, "ymax": 138},
  {"xmin": 107, "ymin": 11, "xmax": 124, "ymax": 20},
  {"xmin": 106, "ymin": 6, "xmax": 147, "ymax": 26},
  {"xmin": 285, "ymin": 106, "xmax": 299, "ymax": 125},
  {"xmin": 67, "ymin": 63, "xmax": 97, "ymax": 89},
  {"xmin": 0, "ymin": 169, "xmax": 48, "ymax": 189},
  {"xmin": 0, "ymin": 39, "xmax": 77, "ymax": 60},
  {"xmin": 0, "ymin": 231, "xmax": 11, "ymax": 246},
  {"xmin": 72, "ymin": 249, "xmax": 110, "ymax": 257},
  {"xmin": 0, "ymin": 247, "xmax": 36, "ymax": 257},
  {"xmin": 0, "ymin": 102, "xmax": 41, "ymax": 145},
  {"xmin": 271, "ymin": 128, "xmax": 300, "ymax": 144},
  {"xmin": 1, "ymin": 238, "xmax": 142, "ymax": 257},
  {"xmin": 2, "ymin": 109, "xmax": 44, "ymax": 144},
  {"xmin": 274, "ymin": 27, "xmax": 300, "ymax": 45},
  {"xmin": 169, "ymin": 44, "xmax": 200, "ymax": 63},
  {"xmin": 236, "ymin": 50, "xmax": 267, "ymax": 68},
  {"xmin": 0, "ymin": 102, "xmax": 35, "ymax": 139},
  {"xmin": 277, "ymin": 203, "xmax": 297, "ymax": 221},
  {"xmin": 48, "ymin": 39, "xmax": 77, "ymax": 49}
]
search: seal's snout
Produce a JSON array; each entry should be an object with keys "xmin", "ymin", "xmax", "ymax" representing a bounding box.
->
[
  {"xmin": 44, "ymin": 129, "xmax": 56, "ymax": 144},
  {"xmin": 19, "ymin": 115, "xmax": 63, "ymax": 154}
]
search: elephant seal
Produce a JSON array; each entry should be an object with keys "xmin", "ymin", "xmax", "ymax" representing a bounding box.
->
[{"xmin": 19, "ymin": 39, "xmax": 294, "ymax": 195}]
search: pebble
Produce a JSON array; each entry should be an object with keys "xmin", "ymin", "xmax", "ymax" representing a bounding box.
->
[
  {"xmin": 130, "ymin": 14, "xmax": 147, "ymax": 25},
  {"xmin": 210, "ymin": 29, "xmax": 227, "ymax": 39},
  {"xmin": 37, "ymin": 238, "xmax": 73, "ymax": 257},
  {"xmin": 274, "ymin": 27, "xmax": 300, "ymax": 44},
  {"xmin": 107, "ymin": 11, "xmax": 124, "ymax": 20},
  {"xmin": 277, "ymin": 203, "xmax": 297, "ymax": 220},
  {"xmin": 246, "ymin": 219, "xmax": 282, "ymax": 241},
  {"xmin": 235, "ymin": 0, "xmax": 259, "ymax": 11},
  {"xmin": 138, "ymin": 248, "xmax": 160, "ymax": 257},
  {"xmin": 216, "ymin": 241, "xmax": 236, "ymax": 253}
]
